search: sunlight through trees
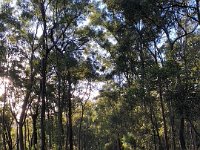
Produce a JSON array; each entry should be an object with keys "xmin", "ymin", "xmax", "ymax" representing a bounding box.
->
[{"xmin": 0, "ymin": 0, "xmax": 200, "ymax": 150}]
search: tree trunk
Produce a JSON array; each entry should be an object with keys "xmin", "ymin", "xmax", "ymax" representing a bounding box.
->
[
  {"xmin": 40, "ymin": 1, "xmax": 48, "ymax": 149},
  {"xmin": 31, "ymin": 114, "xmax": 38, "ymax": 150},
  {"xmin": 18, "ymin": 123, "xmax": 24, "ymax": 150},
  {"xmin": 158, "ymin": 79, "xmax": 169, "ymax": 150},
  {"xmin": 17, "ymin": 46, "xmax": 35, "ymax": 150},
  {"xmin": 57, "ymin": 65, "xmax": 64, "ymax": 150},
  {"xmin": 67, "ymin": 72, "xmax": 73, "ymax": 150},
  {"xmin": 190, "ymin": 124, "xmax": 196, "ymax": 150},
  {"xmin": 117, "ymin": 138, "xmax": 122, "ymax": 150},
  {"xmin": 169, "ymin": 99, "xmax": 176, "ymax": 150},
  {"xmin": 47, "ymin": 110, "xmax": 52, "ymax": 149},
  {"xmin": 27, "ymin": 120, "xmax": 31, "ymax": 150},
  {"xmin": 3, "ymin": 132, "xmax": 7, "ymax": 150},
  {"xmin": 66, "ymin": 118, "xmax": 69, "ymax": 150},
  {"xmin": 16, "ymin": 124, "xmax": 19, "ymax": 150},
  {"xmin": 179, "ymin": 115, "xmax": 186, "ymax": 150},
  {"xmin": 40, "ymin": 57, "xmax": 47, "ymax": 150},
  {"xmin": 2, "ymin": 96, "xmax": 7, "ymax": 150},
  {"xmin": 149, "ymin": 104, "xmax": 163, "ymax": 150},
  {"xmin": 6, "ymin": 127, "xmax": 13, "ymax": 150},
  {"xmin": 78, "ymin": 104, "xmax": 84, "ymax": 150},
  {"xmin": 24, "ymin": 121, "xmax": 27, "ymax": 150}
]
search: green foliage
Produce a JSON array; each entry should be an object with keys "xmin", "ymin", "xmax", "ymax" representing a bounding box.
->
[{"xmin": 0, "ymin": 0, "xmax": 200, "ymax": 150}]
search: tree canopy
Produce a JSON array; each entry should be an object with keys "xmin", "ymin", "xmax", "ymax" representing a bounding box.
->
[{"xmin": 0, "ymin": 0, "xmax": 200, "ymax": 150}]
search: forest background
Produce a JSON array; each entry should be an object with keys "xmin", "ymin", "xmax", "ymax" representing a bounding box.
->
[{"xmin": 0, "ymin": 0, "xmax": 200, "ymax": 150}]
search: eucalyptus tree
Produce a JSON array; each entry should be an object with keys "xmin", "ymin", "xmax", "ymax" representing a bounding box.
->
[
  {"xmin": 162, "ymin": 28, "xmax": 200, "ymax": 149},
  {"xmin": 89, "ymin": 0, "xmax": 200, "ymax": 149},
  {"xmin": 29, "ymin": 1, "xmax": 96, "ymax": 150},
  {"xmin": 14, "ymin": 1, "xmax": 91, "ymax": 150},
  {"xmin": 0, "ymin": 2, "xmax": 40, "ymax": 150},
  {"xmin": 0, "ymin": 4, "xmax": 11, "ymax": 150},
  {"xmin": 1, "ymin": 0, "xmax": 91, "ymax": 149},
  {"xmin": 89, "ymin": 0, "xmax": 171, "ymax": 149}
]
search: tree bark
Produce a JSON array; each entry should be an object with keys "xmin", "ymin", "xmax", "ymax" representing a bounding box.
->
[
  {"xmin": 179, "ymin": 115, "xmax": 186, "ymax": 150},
  {"xmin": 2, "ymin": 92, "xmax": 7, "ymax": 150},
  {"xmin": 40, "ymin": 1, "xmax": 48, "ymax": 149},
  {"xmin": 56, "ymin": 51, "xmax": 64, "ymax": 150},
  {"xmin": 158, "ymin": 79, "xmax": 169, "ymax": 150},
  {"xmin": 40, "ymin": 57, "xmax": 47, "ymax": 150},
  {"xmin": 24, "ymin": 121, "xmax": 27, "ymax": 150},
  {"xmin": 67, "ymin": 72, "xmax": 73, "ymax": 150},
  {"xmin": 2, "ymin": 128, "xmax": 7, "ymax": 150},
  {"xmin": 18, "ymin": 123, "xmax": 24, "ymax": 150},
  {"xmin": 150, "ymin": 104, "xmax": 163, "ymax": 150},
  {"xmin": 78, "ymin": 103, "xmax": 84, "ymax": 150},
  {"xmin": 31, "ymin": 114, "xmax": 38, "ymax": 150},
  {"xmin": 117, "ymin": 138, "xmax": 122, "ymax": 150},
  {"xmin": 169, "ymin": 99, "xmax": 176, "ymax": 150},
  {"xmin": 16, "ymin": 124, "xmax": 19, "ymax": 150}
]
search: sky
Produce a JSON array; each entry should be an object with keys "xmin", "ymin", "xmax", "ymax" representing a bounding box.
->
[
  {"xmin": 0, "ymin": 0, "xmax": 3, "ymax": 11},
  {"xmin": 0, "ymin": 78, "xmax": 9, "ymax": 96},
  {"xmin": 0, "ymin": 79, "xmax": 5, "ymax": 96}
]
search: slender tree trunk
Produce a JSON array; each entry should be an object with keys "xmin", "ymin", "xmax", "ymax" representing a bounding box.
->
[
  {"xmin": 3, "ymin": 132, "xmax": 7, "ymax": 150},
  {"xmin": 67, "ymin": 72, "xmax": 73, "ymax": 150},
  {"xmin": 31, "ymin": 114, "xmax": 38, "ymax": 150},
  {"xmin": 24, "ymin": 121, "xmax": 27, "ymax": 150},
  {"xmin": 78, "ymin": 104, "xmax": 84, "ymax": 150},
  {"xmin": 18, "ymin": 123, "xmax": 24, "ymax": 150},
  {"xmin": 66, "ymin": 118, "xmax": 69, "ymax": 149},
  {"xmin": 40, "ymin": 57, "xmax": 47, "ymax": 150},
  {"xmin": 57, "ymin": 55, "xmax": 64, "ymax": 150},
  {"xmin": 17, "ymin": 46, "xmax": 35, "ymax": 150},
  {"xmin": 158, "ymin": 79, "xmax": 169, "ymax": 150},
  {"xmin": 2, "ymin": 94, "xmax": 7, "ymax": 150},
  {"xmin": 16, "ymin": 124, "xmax": 19, "ymax": 150},
  {"xmin": 40, "ymin": 1, "xmax": 49, "ymax": 149},
  {"xmin": 58, "ymin": 94, "xmax": 64, "ymax": 150},
  {"xmin": 191, "ymin": 125, "xmax": 197, "ymax": 150},
  {"xmin": 47, "ymin": 109, "xmax": 52, "ymax": 149},
  {"xmin": 2, "ymin": 79, "xmax": 13, "ymax": 150},
  {"xmin": 179, "ymin": 115, "xmax": 186, "ymax": 150},
  {"xmin": 6, "ymin": 126, "xmax": 13, "ymax": 150},
  {"xmin": 27, "ymin": 120, "xmax": 31, "ymax": 150},
  {"xmin": 169, "ymin": 99, "xmax": 176, "ymax": 150},
  {"xmin": 117, "ymin": 137, "xmax": 122, "ymax": 150},
  {"xmin": 188, "ymin": 120, "xmax": 200, "ymax": 150},
  {"xmin": 149, "ymin": 104, "xmax": 163, "ymax": 150},
  {"xmin": 31, "ymin": 94, "xmax": 40, "ymax": 150}
]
